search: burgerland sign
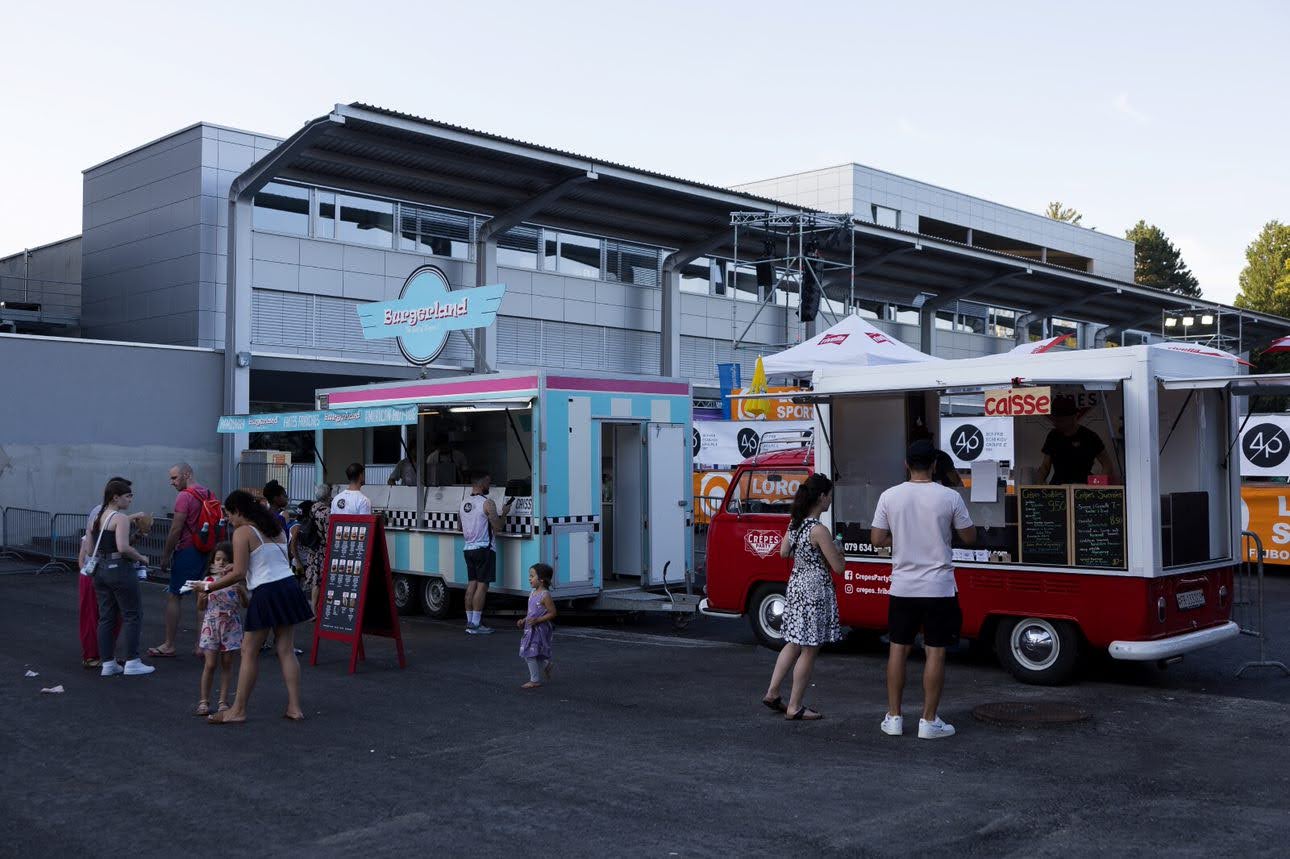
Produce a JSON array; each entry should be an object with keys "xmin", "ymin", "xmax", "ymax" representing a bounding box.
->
[{"xmin": 357, "ymin": 265, "xmax": 506, "ymax": 365}]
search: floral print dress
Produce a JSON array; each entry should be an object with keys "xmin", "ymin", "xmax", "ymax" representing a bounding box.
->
[
  {"xmin": 199, "ymin": 587, "xmax": 244, "ymax": 652},
  {"xmin": 780, "ymin": 517, "xmax": 842, "ymax": 647}
]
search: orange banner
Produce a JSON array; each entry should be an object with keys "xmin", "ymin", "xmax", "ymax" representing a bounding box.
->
[
  {"xmin": 1241, "ymin": 484, "xmax": 1290, "ymax": 565},
  {"xmin": 730, "ymin": 387, "xmax": 812, "ymax": 421}
]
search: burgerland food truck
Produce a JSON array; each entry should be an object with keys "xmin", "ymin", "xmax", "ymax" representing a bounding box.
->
[
  {"xmin": 701, "ymin": 344, "xmax": 1262, "ymax": 684},
  {"xmin": 221, "ymin": 370, "xmax": 697, "ymax": 620}
]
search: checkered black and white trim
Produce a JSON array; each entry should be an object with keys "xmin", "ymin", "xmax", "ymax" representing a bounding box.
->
[
  {"xmin": 378, "ymin": 510, "xmax": 537, "ymax": 536},
  {"xmin": 380, "ymin": 509, "xmax": 420, "ymax": 530},
  {"xmin": 425, "ymin": 511, "xmax": 459, "ymax": 531},
  {"xmin": 543, "ymin": 515, "xmax": 601, "ymax": 534}
]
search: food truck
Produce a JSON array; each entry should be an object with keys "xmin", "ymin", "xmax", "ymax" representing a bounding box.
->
[
  {"xmin": 324, "ymin": 371, "xmax": 697, "ymax": 617},
  {"xmin": 223, "ymin": 370, "xmax": 697, "ymax": 619},
  {"xmin": 701, "ymin": 344, "xmax": 1255, "ymax": 684}
]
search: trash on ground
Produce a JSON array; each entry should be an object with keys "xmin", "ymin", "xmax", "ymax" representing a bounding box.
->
[{"xmin": 40, "ymin": 685, "xmax": 65, "ymax": 694}]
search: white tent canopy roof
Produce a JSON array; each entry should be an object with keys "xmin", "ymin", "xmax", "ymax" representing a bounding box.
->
[{"xmin": 760, "ymin": 314, "xmax": 939, "ymax": 376}]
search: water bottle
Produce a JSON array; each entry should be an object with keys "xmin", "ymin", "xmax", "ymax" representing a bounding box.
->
[
  {"xmin": 199, "ymin": 521, "xmax": 211, "ymax": 542},
  {"xmin": 135, "ymin": 561, "xmax": 148, "ymax": 580}
]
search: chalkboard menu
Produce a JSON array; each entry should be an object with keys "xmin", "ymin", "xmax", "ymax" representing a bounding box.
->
[
  {"xmin": 1072, "ymin": 487, "xmax": 1127, "ymax": 569},
  {"xmin": 311, "ymin": 514, "xmax": 406, "ymax": 674},
  {"xmin": 320, "ymin": 521, "xmax": 370, "ymax": 634},
  {"xmin": 1019, "ymin": 486, "xmax": 1071, "ymax": 566}
]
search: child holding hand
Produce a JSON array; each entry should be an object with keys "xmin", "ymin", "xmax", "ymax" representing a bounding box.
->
[
  {"xmin": 195, "ymin": 542, "xmax": 247, "ymax": 715},
  {"xmin": 517, "ymin": 563, "xmax": 557, "ymax": 689}
]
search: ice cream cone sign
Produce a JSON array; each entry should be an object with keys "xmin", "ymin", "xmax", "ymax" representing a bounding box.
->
[{"xmin": 745, "ymin": 356, "xmax": 771, "ymax": 418}]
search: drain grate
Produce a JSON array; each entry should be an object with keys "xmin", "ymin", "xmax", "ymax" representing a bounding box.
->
[{"xmin": 972, "ymin": 701, "xmax": 1092, "ymax": 727}]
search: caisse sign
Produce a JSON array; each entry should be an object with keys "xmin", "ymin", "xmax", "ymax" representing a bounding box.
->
[
  {"xmin": 940, "ymin": 416, "xmax": 1015, "ymax": 467},
  {"xmin": 984, "ymin": 386, "xmax": 1052, "ymax": 417},
  {"xmin": 1240, "ymin": 415, "xmax": 1290, "ymax": 477}
]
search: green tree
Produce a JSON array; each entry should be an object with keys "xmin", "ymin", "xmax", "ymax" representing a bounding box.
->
[
  {"xmin": 1045, "ymin": 202, "xmax": 1083, "ymax": 225},
  {"xmin": 1124, "ymin": 220, "xmax": 1201, "ymax": 297},
  {"xmin": 1234, "ymin": 221, "xmax": 1290, "ymax": 317}
]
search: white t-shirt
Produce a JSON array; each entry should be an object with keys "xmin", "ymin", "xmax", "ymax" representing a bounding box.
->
[
  {"xmin": 871, "ymin": 481, "xmax": 973, "ymax": 598},
  {"xmin": 330, "ymin": 489, "xmax": 372, "ymax": 516}
]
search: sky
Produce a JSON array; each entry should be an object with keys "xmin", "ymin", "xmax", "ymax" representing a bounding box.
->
[{"xmin": 1, "ymin": 0, "xmax": 1285, "ymax": 305}]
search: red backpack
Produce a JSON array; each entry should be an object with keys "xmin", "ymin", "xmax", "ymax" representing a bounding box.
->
[{"xmin": 185, "ymin": 487, "xmax": 224, "ymax": 553}]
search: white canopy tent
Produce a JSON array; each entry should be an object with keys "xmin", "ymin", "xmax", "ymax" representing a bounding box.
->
[{"xmin": 760, "ymin": 314, "xmax": 939, "ymax": 377}]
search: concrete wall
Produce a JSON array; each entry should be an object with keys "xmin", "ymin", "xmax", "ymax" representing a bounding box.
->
[
  {"xmin": 0, "ymin": 334, "xmax": 223, "ymax": 516},
  {"xmin": 81, "ymin": 124, "xmax": 280, "ymax": 348},
  {"xmin": 735, "ymin": 164, "xmax": 1136, "ymax": 282},
  {"xmin": 0, "ymin": 236, "xmax": 82, "ymax": 328}
]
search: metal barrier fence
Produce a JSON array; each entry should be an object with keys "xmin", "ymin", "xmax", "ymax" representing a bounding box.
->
[
  {"xmin": 2, "ymin": 507, "xmax": 53, "ymax": 562},
  {"xmin": 2, "ymin": 508, "xmax": 177, "ymax": 576},
  {"xmin": 289, "ymin": 464, "xmax": 318, "ymax": 503},
  {"xmin": 1235, "ymin": 531, "xmax": 1289, "ymax": 677}
]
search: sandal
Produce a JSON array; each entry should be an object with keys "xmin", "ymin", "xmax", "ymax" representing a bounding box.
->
[
  {"xmin": 82, "ymin": 658, "xmax": 102, "ymax": 670},
  {"xmin": 194, "ymin": 700, "xmax": 210, "ymax": 716},
  {"xmin": 217, "ymin": 701, "xmax": 229, "ymax": 712},
  {"xmin": 785, "ymin": 706, "xmax": 824, "ymax": 721},
  {"xmin": 762, "ymin": 696, "xmax": 787, "ymax": 713},
  {"xmin": 283, "ymin": 712, "xmax": 306, "ymax": 721},
  {"xmin": 207, "ymin": 711, "xmax": 245, "ymax": 726},
  {"xmin": 146, "ymin": 646, "xmax": 177, "ymax": 658}
]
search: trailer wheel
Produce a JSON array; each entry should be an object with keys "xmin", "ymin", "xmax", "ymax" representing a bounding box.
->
[
  {"xmin": 422, "ymin": 577, "xmax": 456, "ymax": 620},
  {"xmin": 749, "ymin": 584, "xmax": 788, "ymax": 650},
  {"xmin": 392, "ymin": 575, "xmax": 422, "ymax": 616},
  {"xmin": 995, "ymin": 617, "xmax": 1080, "ymax": 685}
]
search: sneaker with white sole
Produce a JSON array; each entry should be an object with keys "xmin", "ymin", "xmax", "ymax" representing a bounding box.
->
[
  {"xmin": 101, "ymin": 661, "xmax": 124, "ymax": 677},
  {"xmin": 880, "ymin": 713, "xmax": 904, "ymax": 736},
  {"xmin": 465, "ymin": 624, "xmax": 479, "ymax": 634},
  {"xmin": 473, "ymin": 624, "xmax": 494, "ymax": 635},
  {"xmin": 122, "ymin": 659, "xmax": 155, "ymax": 676},
  {"xmin": 918, "ymin": 716, "xmax": 955, "ymax": 739}
]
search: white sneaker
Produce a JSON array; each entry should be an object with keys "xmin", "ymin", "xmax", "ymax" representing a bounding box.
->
[
  {"xmin": 918, "ymin": 716, "xmax": 956, "ymax": 739},
  {"xmin": 880, "ymin": 713, "xmax": 904, "ymax": 736},
  {"xmin": 122, "ymin": 659, "xmax": 155, "ymax": 676},
  {"xmin": 101, "ymin": 661, "xmax": 124, "ymax": 677}
]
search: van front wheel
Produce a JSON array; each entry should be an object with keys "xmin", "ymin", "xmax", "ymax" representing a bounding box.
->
[{"xmin": 748, "ymin": 584, "xmax": 788, "ymax": 650}]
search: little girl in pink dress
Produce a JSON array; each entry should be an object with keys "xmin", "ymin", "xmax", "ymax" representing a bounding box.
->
[{"xmin": 195, "ymin": 543, "xmax": 247, "ymax": 715}]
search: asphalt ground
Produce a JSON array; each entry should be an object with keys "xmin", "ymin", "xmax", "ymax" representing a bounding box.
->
[{"xmin": 3, "ymin": 564, "xmax": 1290, "ymax": 857}]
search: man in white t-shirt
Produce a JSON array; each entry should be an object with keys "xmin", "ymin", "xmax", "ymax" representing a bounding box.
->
[
  {"xmin": 871, "ymin": 439, "xmax": 976, "ymax": 740},
  {"xmin": 330, "ymin": 463, "xmax": 373, "ymax": 516}
]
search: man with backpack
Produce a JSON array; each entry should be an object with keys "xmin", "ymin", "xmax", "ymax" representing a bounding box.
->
[{"xmin": 151, "ymin": 462, "xmax": 221, "ymax": 658}]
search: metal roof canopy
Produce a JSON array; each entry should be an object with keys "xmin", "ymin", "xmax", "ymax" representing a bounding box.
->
[{"xmin": 234, "ymin": 102, "xmax": 1290, "ymax": 347}]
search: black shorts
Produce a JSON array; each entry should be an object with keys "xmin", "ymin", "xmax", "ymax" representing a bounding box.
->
[
  {"xmin": 464, "ymin": 547, "xmax": 496, "ymax": 584},
  {"xmin": 887, "ymin": 595, "xmax": 962, "ymax": 648}
]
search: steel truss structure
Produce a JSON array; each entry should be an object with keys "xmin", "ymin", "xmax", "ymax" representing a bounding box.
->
[{"xmin": 729, "ymin": 211, "xmax": 856, "ymax": 349}]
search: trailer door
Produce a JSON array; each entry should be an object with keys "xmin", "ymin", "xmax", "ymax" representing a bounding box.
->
[{"xmin": 646, "ymin": 423, "xmax": 688, "ymax": 587}]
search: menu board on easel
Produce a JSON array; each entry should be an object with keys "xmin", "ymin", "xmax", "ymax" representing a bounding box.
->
[
  {"xmin": 1072, "ymin": 486, "xmax": 1127, "ymax": 569},
  {"xmin": 1019, "ymin": 486, "xmax": 1071, "ymax": 566},
  {"xmin": 310, "ymin": 514, "xmax": 406, "ymax": 674}
]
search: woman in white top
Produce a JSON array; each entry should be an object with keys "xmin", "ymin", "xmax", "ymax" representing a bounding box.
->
[{"xmin": 201, "ymin": 490, "xmax": 313, "ymax": 724}]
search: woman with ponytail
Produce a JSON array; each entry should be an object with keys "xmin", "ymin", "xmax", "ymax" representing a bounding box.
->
[{"xmin": 761, "ymin": 473, "xmax": 844, "ymax": 720}]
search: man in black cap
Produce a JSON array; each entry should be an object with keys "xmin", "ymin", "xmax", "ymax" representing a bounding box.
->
[{"xmin": 1040, "ymin": 396, "xmax": 1119, "ymax": 485}]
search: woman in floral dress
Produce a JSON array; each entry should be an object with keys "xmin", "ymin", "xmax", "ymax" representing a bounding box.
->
[{"xmin": 761, "ymin": 473, "xmax": 845, "ymax": 721}]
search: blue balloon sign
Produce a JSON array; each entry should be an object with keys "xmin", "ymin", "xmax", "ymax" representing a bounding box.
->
[{"xmin": 357, "ymin": 265, "xmax": 505, "ymax": 366}]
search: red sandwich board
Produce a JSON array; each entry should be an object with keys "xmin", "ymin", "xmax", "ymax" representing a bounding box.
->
[{"xmin": 310, "ymin": 514, "xmax": 406, "ymax": 673}]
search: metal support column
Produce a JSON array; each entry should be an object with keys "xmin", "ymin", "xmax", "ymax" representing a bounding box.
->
[{"xmin": 222, "ymin": 196, "xmax": 253, "ymax": 496}]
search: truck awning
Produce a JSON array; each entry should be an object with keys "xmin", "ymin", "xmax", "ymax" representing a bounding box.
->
[
  {"xmin": 217, "ymin": 404, "xmax": 418, "ymax": 434},
  {"xmin": 1160, "ymin": 373, "xmax": 1290, "ymax": 396}
]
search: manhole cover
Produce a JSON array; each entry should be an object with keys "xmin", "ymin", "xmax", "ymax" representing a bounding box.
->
[{"xmin": 972, "ymin": 701, "xmax": 1091, "ymax": 726}]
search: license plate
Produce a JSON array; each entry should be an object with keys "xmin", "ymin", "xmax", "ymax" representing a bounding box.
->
[{"xmin": 1176, "ymin": 590, "xmax": 1206, "ymax": 611}]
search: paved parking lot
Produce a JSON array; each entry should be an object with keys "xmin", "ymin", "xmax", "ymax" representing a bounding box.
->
[{"xmin": 2, "ymin": 567, "xmax": 1289, "ymax": 857}]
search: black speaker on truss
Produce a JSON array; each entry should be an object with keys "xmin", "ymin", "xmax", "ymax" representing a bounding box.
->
[
  {"xmin": 799, "ymin": 258, "xmax": 821, "ymax": 322},
  {"xmin": 756, "ymin": 240, "xmax": 776, "ymax": 296}
]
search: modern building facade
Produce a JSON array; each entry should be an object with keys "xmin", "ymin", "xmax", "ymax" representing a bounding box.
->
[{"xmin": 0, "ymin": 236, "xmax": 80, "ymax": 334}]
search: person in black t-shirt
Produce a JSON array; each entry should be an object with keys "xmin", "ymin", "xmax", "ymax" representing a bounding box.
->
[{"xmin": 1040, "ymin": 396, "xmax": 1119, "ymax": 484}]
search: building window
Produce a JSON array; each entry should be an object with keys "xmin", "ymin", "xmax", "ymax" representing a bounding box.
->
[
  {"xmin": 606, "ymin": 240, "xmax": 660, "ymax": 287},
  {"xmin": 497, "ymin": 225, "xmax": 539, "ymax": 269},
  {"xmin": 544, "ymin": 231, "xmax": 602, "ymax": 278},
  {"xmin": 336, "ymin": 194, "xmax": 395, "ymax": 247},
  {"xmin": 316, "ymin": 191, "xmax": 336, "ymax": 239},
  {"xmin": 873, "ymin": 205, "xmax": 900, "ymax": 229},
  {"xmin": 252, "ymin": 182, "xmax": 309, "ymax": 236},
  {"xmin": 679, "ymin": 256, "xmax": 712, "ymax": 294},
  {"xmin": 399, "ymin": 204, "xmax": 472, "ymax": 259}
]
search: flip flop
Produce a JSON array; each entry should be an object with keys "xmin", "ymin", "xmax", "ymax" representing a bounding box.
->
[
  {"xmin": 762, "ymin": 696, "xmax": 787, "ymax": 713},
  {"xmin": 785, "ymin": 706, "xmax": 824, "ymax": 721},
  {"xmin": 146, "ymin": 647, "xmax": 177, "ymax": 658},
  {"xmin": 283, "ymin": 712, "xmax": 306, "ymax": 721},
  {"xmin": 207, "ymin": 711, "xmax": 245, "ymax": 726}
]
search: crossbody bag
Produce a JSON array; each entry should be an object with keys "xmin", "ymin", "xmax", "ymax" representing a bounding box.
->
[{"xmin": 80, "ymin": 512, "xmax": 117, "ymax": 577}]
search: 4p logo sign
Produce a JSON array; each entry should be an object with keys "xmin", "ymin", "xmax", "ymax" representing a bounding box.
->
[
  {"xmin": 736, "ymin": 428, "xmax": 761, "ymax": 459},
  {"xmin": 692, "ymin": 428, "xmax": 702, "ymax": 458},
  {"xmin": 744, "ymin": 530, "xmax": 782, "ymax": 559},
  {"xmin": 1244, "ymin": 423, "xmax": 1290, "ymax": 470},
  {"xmin": 950, "ymin": 424, "xmax": 985, "ymax": 462}
]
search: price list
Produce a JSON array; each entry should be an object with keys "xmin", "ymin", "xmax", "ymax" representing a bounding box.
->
[{"xmin": 322, "ymin": 523, "xmax": 370, "ymax": 634}]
